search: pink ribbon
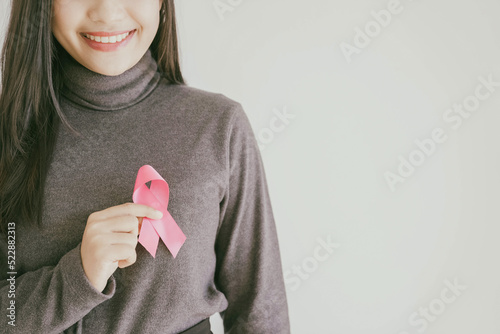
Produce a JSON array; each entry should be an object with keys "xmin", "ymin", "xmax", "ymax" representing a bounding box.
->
[{"xmin": 132, "ymin": 165, "xmax": 186, "ymax": 258}]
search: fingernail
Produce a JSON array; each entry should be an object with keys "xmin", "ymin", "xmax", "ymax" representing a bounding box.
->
[{"xmin": 154, "ymin": 210, "xmax": 163, "ymax": 219}]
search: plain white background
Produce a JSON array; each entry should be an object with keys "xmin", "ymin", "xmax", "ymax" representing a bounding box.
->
[{"xmin": 2, "ymin": 0, "xmax": 500, "ymax": 333}]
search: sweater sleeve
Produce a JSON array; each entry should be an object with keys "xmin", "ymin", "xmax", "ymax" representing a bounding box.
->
[
  {"xmin": 0, "ymin": 237, "xmax": 116, "ymax": 333},
  {"xmin": 215, "ymin": 104, "xmax": 291, "ymax": 333}
]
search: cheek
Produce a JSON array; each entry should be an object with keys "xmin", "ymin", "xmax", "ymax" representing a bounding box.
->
[
  {"xmin": 52, "ymin": 17, "xmax": 75, "ymax": 42},
  {"xmin": 130, "ymin": 2, "xmax": 161, "ymax": 32},
  {"xmin": 53, "ymin": 0, "xmax": 89, "ymax": 30},
  {"xmin": 52, "ymin": 4, "xmax": 80, "ymax": 36}
]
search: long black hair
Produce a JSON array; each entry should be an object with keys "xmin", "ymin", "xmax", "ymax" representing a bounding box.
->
[{"xmin": 0, "ymin": 0, "xmax": 184, "ymax": 236}]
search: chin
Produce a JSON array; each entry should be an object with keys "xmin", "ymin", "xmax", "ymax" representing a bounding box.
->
[{"xmin": 84, "ymin": 59, "xmax": 132, "ymax": 76}]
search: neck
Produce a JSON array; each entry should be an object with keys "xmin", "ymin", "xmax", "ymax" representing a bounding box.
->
[{"xmin": 58, "ymin": 48, "xmax": 163, "ymax": 111}]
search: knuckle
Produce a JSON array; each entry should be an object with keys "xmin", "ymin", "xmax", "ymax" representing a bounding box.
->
[
  {"xmin": 129, "ymin": 253, "xmax": 137, "ymax": 264},
  {"xmin": 128, "ymin": 214, "xmax": 139, "ymax": 224},
  {"xmin": 125, "ymin": 235, "xmax": 136, "ymax": 247},
  {"xmin": 83, "ymin": 228, "xmax": 95, "ymax": 242},
  {"xmin": 87, "ymin": 213, "xmax": 98, "ymax": 225},
  {"xmin": 130, "ymin": 251, "xmax": 137, "ymax": 263},
  {"xmin": 124, "ymin": 202, "xmax": 134, "ymax": 210},
  {"xmin": 125, "ymin": 244, "xmax": 136, "ymax": 256}
]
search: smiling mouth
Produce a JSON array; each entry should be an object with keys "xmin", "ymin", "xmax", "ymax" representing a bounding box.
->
[{"xmin": 81, "ymin": 29, "xmax": 136, "ymax": 44}]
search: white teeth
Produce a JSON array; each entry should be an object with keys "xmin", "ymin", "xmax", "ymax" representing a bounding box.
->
[{"xmin": 84, "ymin": 31, "xmax": 131, "ymax": 44}]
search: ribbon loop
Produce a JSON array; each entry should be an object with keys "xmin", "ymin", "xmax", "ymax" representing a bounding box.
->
[{"xmin": 133, "ymin": 165, "xmax": 186, "ymax": 258}]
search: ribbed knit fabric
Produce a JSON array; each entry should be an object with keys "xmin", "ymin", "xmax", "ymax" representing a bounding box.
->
[{"xmin": 0, "ymin": 47, "xmax": 290, "ymax": 333}]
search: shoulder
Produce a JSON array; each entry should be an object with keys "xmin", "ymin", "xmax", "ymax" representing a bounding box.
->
[
  {"xmin": 155, "ymin": 80, "xmax": 245, "ymax": 121},
  {"xmin": 152, "ymin": 79, "xmax": 254, "ymax": 143}
]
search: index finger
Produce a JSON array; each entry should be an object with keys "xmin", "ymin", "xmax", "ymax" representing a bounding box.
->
[{"xmin": 93, "ymin": 202, "xmax": 163, "ymax": 221}]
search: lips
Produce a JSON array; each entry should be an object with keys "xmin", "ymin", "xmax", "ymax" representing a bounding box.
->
[
  {"xmin": 80, "ymin": 29, "xmax": 136, "ymax": 37},
  {"xmin": 81, "ymin": 29, "xmax": 136, "ymax": 51}
]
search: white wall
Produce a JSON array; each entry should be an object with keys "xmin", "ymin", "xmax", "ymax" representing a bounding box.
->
[
  {"xmin": 0, "ymin": 1, "xmax": 8, "ymax": 49},
  {"xmin": 3, "ymin": 0, "xmax": 500, "ymax": 333}
]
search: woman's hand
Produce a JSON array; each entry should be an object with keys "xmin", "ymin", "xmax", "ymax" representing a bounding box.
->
[{"xmin": 80, "ymin": 202, "xmax": 163, "ymax": 292}]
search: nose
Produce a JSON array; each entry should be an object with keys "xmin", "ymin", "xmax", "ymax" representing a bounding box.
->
[{"xmin": 88, "ymin": 0, "xmax": 127, "ymax": 26}]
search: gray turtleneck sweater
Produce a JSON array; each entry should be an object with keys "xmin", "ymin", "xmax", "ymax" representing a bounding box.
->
[{"xmin": 0, "ymin": 48, "xmax": 290, "ymax": 334}]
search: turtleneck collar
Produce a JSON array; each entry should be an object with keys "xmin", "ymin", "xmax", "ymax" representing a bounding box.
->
[{"xmin": 59, "ymin": 48, "xmax": 162, "ymax": 111}]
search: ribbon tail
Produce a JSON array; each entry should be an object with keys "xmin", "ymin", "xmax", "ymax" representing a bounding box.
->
[{"xmin": 153, "ymin": 210, "xmax": 186, "ymax": 258}]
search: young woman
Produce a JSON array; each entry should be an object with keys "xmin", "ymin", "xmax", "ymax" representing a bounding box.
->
[{"xmin": 0, "ymin": 0, "xmax": 290, "ymax": 333}]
